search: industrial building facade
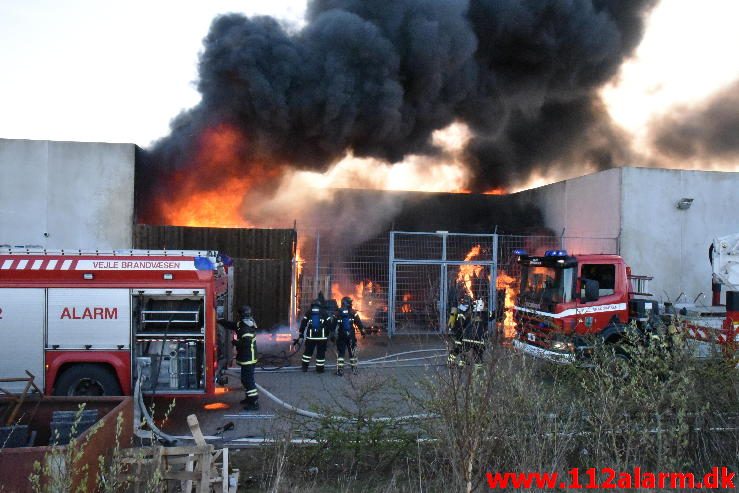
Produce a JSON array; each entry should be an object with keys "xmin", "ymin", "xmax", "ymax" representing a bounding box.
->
[
  {"xmin": 2, "ymin": 139, "xmax": 737, "ymax": 310},
  {"xmin": 514, "ymin": 167, "xmax": 739, "ymax": 304}
]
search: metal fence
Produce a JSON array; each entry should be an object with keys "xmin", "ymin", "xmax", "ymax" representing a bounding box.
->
[
  {"xmin": 293, "ymin": 230, "xmax": 618, "ymax": 336},
  {"xmin": 292, "ymin": 231, "xmax": 390, "ymax": 331},
  {"xmin": 388, "ymin": 232, "xmax": 498, "ymax": 335}
]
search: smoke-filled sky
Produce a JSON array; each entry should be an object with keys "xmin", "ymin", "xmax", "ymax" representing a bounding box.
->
[{"xmin": 1, "ymin": 0, "xmax": 738, "ymax": 201}]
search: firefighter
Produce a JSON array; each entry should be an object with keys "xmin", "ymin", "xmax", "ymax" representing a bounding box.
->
[
  {"xmin": 446, "ymin": 301, "xmax": 459, "ymax": 366},
  {"xmin": 448, "ymin": 297, "xmax": 470, "ymax": 367},
  {"xmin": 295, "ymin": 297, "xmax": 330, "ymax": 372},
  {"xmin": 335, "ymin": 296, "xmax": 365, "ymax": 376},
  {"xmin": 463, "ymin": 298, "xmax": 488, "ymax": 369},
  {"xmin": 234, "ymin": 305, "xmax": 259, "ymax": 410}
]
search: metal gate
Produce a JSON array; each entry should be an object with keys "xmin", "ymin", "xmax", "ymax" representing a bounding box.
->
[{"xmin": 388, "ymin": 232, "xmax": 498, "ymax": 335}]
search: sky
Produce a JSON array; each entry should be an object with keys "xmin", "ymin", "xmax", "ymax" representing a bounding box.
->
[{"xmin": 0, "ymin": 0, "xmax": 738, "ymax": 151}]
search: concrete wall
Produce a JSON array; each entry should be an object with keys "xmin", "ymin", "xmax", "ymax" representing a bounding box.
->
[
  {"xmin": 516, "ymin": 166, "xmax": 739, "ymax": 304},
  {"xmin": 0, "ymin": 139, "xmax": 135, "ymax": 249},
  {"xmin": 512, "ymin": 167, "xmax": 622, "ymax": 254},
  {"xmin": 620, "ymin": 167, "xmax": 739, "ymax": 303}
]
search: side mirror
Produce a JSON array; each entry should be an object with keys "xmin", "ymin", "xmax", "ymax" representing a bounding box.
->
[{"xmin": 583, "ymin": 279, "xmax": 600, "ymax": 302}]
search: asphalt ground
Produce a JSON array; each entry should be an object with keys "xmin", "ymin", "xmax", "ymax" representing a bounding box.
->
[{"xmin": 151, "ymin": 332, "xmax": 449, "ymax": 445}]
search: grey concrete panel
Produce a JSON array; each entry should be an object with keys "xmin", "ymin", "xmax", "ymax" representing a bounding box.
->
[
  {"xmin": 620, "ymin": 167, "xmax": 739, "ymax": 303},
  {"xmin": 0, "ymin": 139, "xmax": 135, "ymax": 249},
  {"xmin": 0, "ymin": 139, "xmax": 49, "ymax": 247},
  {"xmin": 512, "ymin": 167, "xmax": 621, "ymax": 240}
]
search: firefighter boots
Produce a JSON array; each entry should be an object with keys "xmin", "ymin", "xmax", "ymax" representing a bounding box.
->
[{"xmin": 244, "ymin": 399, "xmax": 260, "ymax": 411}]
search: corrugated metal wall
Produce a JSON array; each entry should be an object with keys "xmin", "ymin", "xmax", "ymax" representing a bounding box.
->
[{"xmin": 133, "ymin": 225, "xmax": 295, "ymax": 329}]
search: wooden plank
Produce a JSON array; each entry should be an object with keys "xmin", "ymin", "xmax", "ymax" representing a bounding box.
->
[
  {"xmin": 222, "ymin": 448, "xmax": 229, "ymax": 493},
  {"xmin": 198, "ymin": 451, "xmax": 211, "ymax": 493},
  {"xmin": 165, "ymin": 471, "xmax": 202, "ymax": 481},
  {"xmin": 182, "ymin": 454, "xmax": 195, "ymax": 493},
  {"xmin": 160, "ymin": 445, "xmax": 212, "ymax": 456},
  {"xmin": 187, "ymin": 414, "xmax": 207, "ymax": 446}
]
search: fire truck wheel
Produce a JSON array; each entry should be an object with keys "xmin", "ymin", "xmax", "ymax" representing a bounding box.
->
[
  {"xmin": 53, "ymin": 364, "xmax": 122, "ymax": 396},
  {"xmin": 604, "ymin": 345, "xmax": 631, "ymax": 380}
]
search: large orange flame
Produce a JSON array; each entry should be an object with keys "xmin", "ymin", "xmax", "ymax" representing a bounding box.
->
[
  {"xmin": 156, "ymin": 123, "xmax": 281, "ymax": 228},
  {"xmin": 496, "ymin": 270, "xmax": 517, "ymax": 338},
  {"xmin": 457, "ymin": 245, "xmax": 483, "ymax": 297},
  {"xmin": 330, "ymin": 279, "xmax": 386, "ymax": 321}
]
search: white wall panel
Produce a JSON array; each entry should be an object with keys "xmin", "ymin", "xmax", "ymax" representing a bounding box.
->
[
  {"xmin": 0, "ymin": 139, "xmax": 136, "ymax": 249},
  {"xmin": 0, "ymin": 288, "xmax": 45, "ymax": 392}
]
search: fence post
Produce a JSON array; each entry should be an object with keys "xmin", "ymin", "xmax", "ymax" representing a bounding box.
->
[
  {"xmin": 490, "ymin": 233, "xmax": 498, "ymax": 335},
  {"xmin": 439, "ymin": 232, "xmax": 448, "ymax": 334},
  {"xmin": 313, "ymin": 231, "xmax": 320, "ymax": 298},
  {"xmin": 388, "ymin": 231, "xmax": 395, "ymax": 337}
]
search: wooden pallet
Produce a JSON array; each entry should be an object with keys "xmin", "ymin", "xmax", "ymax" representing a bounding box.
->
[{"xmin": 118, "ymin": 414, "xmax": 239, "ymax": 492}]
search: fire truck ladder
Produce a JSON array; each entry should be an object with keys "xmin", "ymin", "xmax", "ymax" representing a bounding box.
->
[{"xmin": 1, "ymin": 246, "xmax": 220, "ymax": 258}]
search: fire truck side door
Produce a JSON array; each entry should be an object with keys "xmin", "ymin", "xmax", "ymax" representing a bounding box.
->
[
  {"xmin": 0, "ymin": 288, "xmax": 45, "ymax": 392},
  {"xmin": 47, "ymin": 289, "xmax": 131, "ymax": 349},
  {"xmin": 577, "ymin": 263, "xmax": 626, "ymax": 330}
]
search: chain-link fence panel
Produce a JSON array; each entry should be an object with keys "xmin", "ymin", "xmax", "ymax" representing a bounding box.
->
[
  {"xmin": 293, "ymin": 230, "xmax": 618, "ymax": 337},
  {"xmin": 391, "ymin": 263, "xmax": 442, "ymax": 333},
  {"xmin": 294, "ymin": 231, "xmax": 390, "ymax": 331}
]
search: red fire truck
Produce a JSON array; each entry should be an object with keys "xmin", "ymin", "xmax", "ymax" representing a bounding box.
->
[
  {"xmin": 0, "ymin": 248, "xmax": 232, "ymax": 396},
  {"xmin": 511, "ymin": 238, "xmax": 738, "ymax": 364}
]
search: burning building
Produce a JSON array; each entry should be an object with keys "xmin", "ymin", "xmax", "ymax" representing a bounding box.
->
[{"xmin": 3, "ymin": 1, "xmax": 739, "ymax": 331}]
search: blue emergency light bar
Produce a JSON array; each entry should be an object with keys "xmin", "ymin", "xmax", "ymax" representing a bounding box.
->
[
  {"xmin": 513, "ymin": 249, "xmax": 527, "ymax": 256},
  {"xmin": 544, "ymin": 249, "xmax": 568, "ymax": 257},
  {"xmin": 194, "ymin": 256, "xmax": 215, "ymax": 270}
]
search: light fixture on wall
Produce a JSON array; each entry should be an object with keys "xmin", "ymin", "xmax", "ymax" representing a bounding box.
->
[{"xmin": 676, "ymin": 198, "xmax": 693, "ymax": 210}]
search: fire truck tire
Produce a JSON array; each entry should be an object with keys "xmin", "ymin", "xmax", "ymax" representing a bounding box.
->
[
  {"xmin": 53, "ymin": 364, "xmax": 122, "ymax": 396},
  {"xmin": 604, "ymin": 344, "xmax": 631, "ymax": 380}
]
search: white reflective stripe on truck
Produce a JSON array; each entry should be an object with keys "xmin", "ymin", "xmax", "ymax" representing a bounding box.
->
[{"xmin": 515, "ymin": 303, "xmax": 627, "ymax": 319}]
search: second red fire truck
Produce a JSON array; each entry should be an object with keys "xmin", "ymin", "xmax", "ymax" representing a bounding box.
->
[{"xmin": 512, "ymin": 235, "xmax": 738, "ymax": 365}]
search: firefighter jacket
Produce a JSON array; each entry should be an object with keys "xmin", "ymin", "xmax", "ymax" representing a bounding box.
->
[
  {"xmin": 447, "ymin": 306, "xmax": 458, "ymax": 333},
  {"xmin": 336, "ymin": 307, "xmax": 364, "ymax": 341},
  {"xmin": 452, "ymin": 311, "xmax": 470, "ymax": 341},
  {"xmin": 299, "ymin": 304, "xmax": 329, "ymax": 340},
  {"xmin": 235, "ymin": 317, "xmax": 258, "ymax": 365},
  {"xmin": 463, "ymin": 310, "xmax": 488, "ymax": 345}
]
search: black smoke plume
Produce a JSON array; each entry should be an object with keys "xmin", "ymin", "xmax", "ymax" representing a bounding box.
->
[
  {"xmin": 651, "ymin": 79, "xmax": 739, "ymax": 162},
  {"xmin": 139, "ymin": 0, "xmax": 657, "ymax": 223}
]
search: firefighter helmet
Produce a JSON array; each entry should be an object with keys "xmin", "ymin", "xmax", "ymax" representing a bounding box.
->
[
  {"xmin": 473, "ymin": 299, "xmax": 485, "ymax": 312},
  {"xmin": 341, "ymin": 296, "xmax": 352, "ymax": 307},
  {"xmin": 458, "ymin": 297, "xmax": 471, "ymax": 312},
  {"xmin": 239, "ymin": 305, "xmax": 252, "ymax": 318}
]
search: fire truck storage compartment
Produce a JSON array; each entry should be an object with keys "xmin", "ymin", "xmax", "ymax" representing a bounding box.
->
[
  {"xmin": 0, "ymin": 288, "xmax": 46, "ymax": 392},
  {"xmin": 132, "ymin": 289, "xmax": 206, "ymax": 392},
  {"xmin": 47, "ymin": 288, "xmax": 131, "ymax": 350}
]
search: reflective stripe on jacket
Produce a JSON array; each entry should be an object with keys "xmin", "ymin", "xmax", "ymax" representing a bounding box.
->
[{"xmin": 236, "ymin": 318, "xmax": 258, "ymax": 365}]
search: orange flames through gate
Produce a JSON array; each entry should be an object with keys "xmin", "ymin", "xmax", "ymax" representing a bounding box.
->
[{"xmin": 457, "ymin": 245, "xmax": 483, "ymax": 298}]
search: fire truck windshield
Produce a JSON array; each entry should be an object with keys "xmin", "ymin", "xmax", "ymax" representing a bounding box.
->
[{"xmin": 520, "ymin": 265, "xmax": 574, "ymax": 304}]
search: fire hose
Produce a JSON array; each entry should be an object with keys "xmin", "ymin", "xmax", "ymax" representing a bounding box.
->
[
  {"xmin": 249, "ymin": 348, "xmax": 447, "ymax": 373},
  {"xmin": 134, "ymin": 349, "xmax": 445, "ymax": 443}
]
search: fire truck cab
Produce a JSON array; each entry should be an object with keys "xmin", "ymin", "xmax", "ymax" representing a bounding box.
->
[
  {"xmin": 0, "ymin": 248, "xmax": 232, "ymax": 396},
  {"xmin": 512, "ymin": 249, "xmax": 738, "ymax": 364}
]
